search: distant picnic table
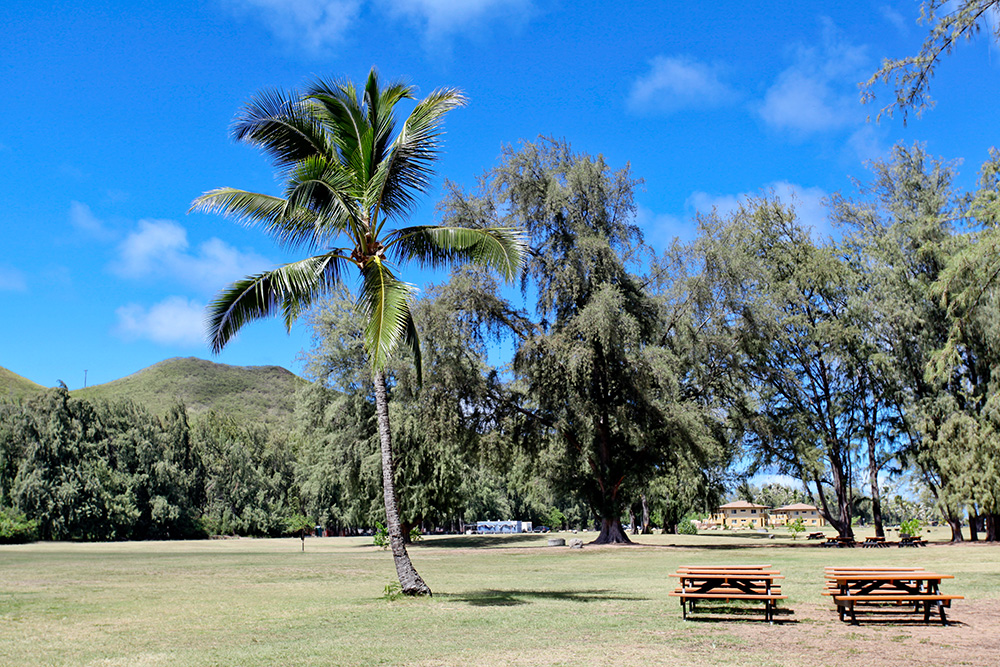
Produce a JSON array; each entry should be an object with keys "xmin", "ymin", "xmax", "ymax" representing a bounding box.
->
[
  {"xmin": 824, "ymin": 566, "xmax": 962, "ymax": 625},
  {"xmin": 860, "ymin": 536, "xmax": 890, "ymax": 548},
  {"xmin": 821, "ymin": 536, "xmax": 856, "ymax": 548}
]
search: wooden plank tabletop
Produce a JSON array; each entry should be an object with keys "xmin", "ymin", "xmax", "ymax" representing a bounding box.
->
[{"xmin": 825, "ymin": 573, "xmax": 952, "ymax": 581}]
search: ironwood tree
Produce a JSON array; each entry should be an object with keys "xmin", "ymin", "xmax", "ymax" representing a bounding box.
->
[
  {"xmin": 692, "ymin": 197, "xmax": 869, "ymax": 538},
  {"xmin": 439, "ymin": 138, "xmax": 723, "ymax": 544}
]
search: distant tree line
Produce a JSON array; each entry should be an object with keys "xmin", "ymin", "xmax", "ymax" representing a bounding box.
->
[{"xmin": 3, "ymin": 140, "xmax": 999, "ymax": 544}]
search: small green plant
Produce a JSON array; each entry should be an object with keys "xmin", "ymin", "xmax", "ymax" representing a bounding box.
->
[
  {"xmin": 546, "ymin": 507, "xmax": 566, "ymax": 531},
  {"xmin": 900, "ymin": 518, "xmax": 921, "ymax": 537},
  {"xmin": 373, "ymin": 522, "xmax": 420, "ymax": 548},
  {"xmin": 677, "ymin": 516, "xmax": 698, "ymax": 535},
  {"xmin": 284, "ymin": 513, "xmax": 315, "ymax": 551},
  {"xmin": 787, "ymin": 517, "xmax": 806, "ymax": 540},
  {"xmin": 373, "ymin": 522, "xmax": 389, "ymax": 549},
  {"xmin": 381, "ymin": 581, "xmax": 403, "ymax": 601}
]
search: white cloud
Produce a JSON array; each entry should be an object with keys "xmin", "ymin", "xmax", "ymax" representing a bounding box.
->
[
  {"xmin": 757, "ymin": 21, "xmax": 868, "ymax": 135},
  {"xmin": 69, "ymin": 201, "xmax": 116, "ymax": 241},
  {"xmin": 115, "ymin": 296, "xmax": 207, "ymax": 346},
  {"xmin": 687, "ymin": 191, "xmax": 743, "ymax": 219},
  {"xmin": 225, "ymin": 0, "xmax": 362, "ymax": 55},
  {"xmin": 880, "ymin": 5, "xmax": 910, "ymax": 35},
  {"xmin": 225, "ymin": 0, "xmax": 531, "ymax": 55},
  {"xmin": 628, "ymin": 56, "xmax": 737, "ymax": 114},
  {"xmin": 382, "ymin": 0, "xmax": 532, "ymax": 37},
  {"xmin": 687, "ymin": 182, "xmax": 832, "ymax": 239},
  {"xmin": 633, "ymin": 205, "xmax": 691, "ymax": 244},
  {"xmin": 769, "ymin": 181, "xmax": 832, "ymax": 238},
  {"xmin": 113, "ymin": 219, "xmax": 271, "ymax": 290},
  {"xmin": 0, "ymin": 264, "xmax": 27, "ymax": 291},
  {"xmin": 847, "ymin": 125, "xmax": 890, "ymax": 164}
]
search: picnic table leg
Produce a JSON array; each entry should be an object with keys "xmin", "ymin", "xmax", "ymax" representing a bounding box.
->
[
  {"xmin": 681, "ymin": 598, "xmax": 687, "ymax": 620},
  {"xmin": 923, "ymin": 601, "xmax": 931, "ymax": 623},
  {"xmin": 938, "ymin": 602, "xmax": 948, "ymax": 626},
  {"xmin": 848, "ymin": 601, "xmax": 858, "ymax": 625}
]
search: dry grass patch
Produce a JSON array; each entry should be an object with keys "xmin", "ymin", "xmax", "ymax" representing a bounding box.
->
[{"xmin": 1, "ymin": 531, "xmax": 998, "ymax": 666}]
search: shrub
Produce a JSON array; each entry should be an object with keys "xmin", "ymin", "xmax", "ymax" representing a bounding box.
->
[
  {"xmin": 900, "ymin": 518, "xmax": 921, "ymax": 537},
  {"xmin": 373, "ymin": 522, "xmax": 420, "ymax": 548},
  {"xmin": 678, "ymin": 518, "xmax": 698, "ymax": 535},
  {"xmin": 0, "ymin": 506, "xmax": 38, "ymax": 544},
  {"xmin": 787, "ymin": 517, "xmax": 806, "ymax": 539}
]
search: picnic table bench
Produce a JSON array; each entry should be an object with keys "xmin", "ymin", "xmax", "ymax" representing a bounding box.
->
[
  {"xmin": 669, "ymin": 565, "xmax": 786, "ymax": 623},
  {"xmin": 824, "ymin": 568, "xmax": 962, "ymax": 625},
  {"xmin": 806, "ymin": 531, "xmax": 826, "ymax": 540}
]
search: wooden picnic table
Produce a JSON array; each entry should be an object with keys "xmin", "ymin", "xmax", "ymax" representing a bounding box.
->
[
  {"xmin": 824, "ymin": 570, "xmax": 962, "ymax": 625},
  {"xmin": 860, "ymin": 536, "xmax": 889, "ymax": 548},
  {"xmin": 821, "ymin": 536, "xmax": 857, "ymax": 547},
  {"xmin": 669, "ymin": 567, "xmax": 786, "ymax": 623}
]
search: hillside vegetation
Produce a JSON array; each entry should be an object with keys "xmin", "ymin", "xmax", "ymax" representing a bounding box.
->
[
  {"xmin": 0, "ymin": 366, "xmax": 45, "ymax": 402},
  {"xmin": 70, "ymin": 357, "xmax": 307, "ymax": 426}
]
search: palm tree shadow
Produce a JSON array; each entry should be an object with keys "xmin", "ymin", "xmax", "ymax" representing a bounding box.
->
[
  {"xmin": 415, "ymin": 534, "xmax": 546, "ymax": 549},
  {"xmin": 442, "ymin": 588, "xmax": 648, "ymax": 607}
]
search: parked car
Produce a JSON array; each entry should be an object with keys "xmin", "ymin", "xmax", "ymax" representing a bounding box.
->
[{"xmin": 532, "ymin": 526, "xmax": 550, "ymax": 533}]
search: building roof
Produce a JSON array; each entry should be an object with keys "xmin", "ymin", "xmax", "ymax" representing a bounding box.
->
[
  {"xmin": 773, "ymin": 503, "xmax": 819, "ymax": 511},
  {"xmin": 717, "ymin": 500, "xmax": 769, "ymax": 510}
]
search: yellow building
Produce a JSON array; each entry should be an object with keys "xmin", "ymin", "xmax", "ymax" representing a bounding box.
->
[
  {"xmin": 710, "ymin": 500, "xmax": 770, "ymax": 529},
  {"xmin": 770, "ymin": 503, "xmax": 825, "ymax": 527}
]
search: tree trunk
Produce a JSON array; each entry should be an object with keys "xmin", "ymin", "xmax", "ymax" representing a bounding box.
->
[
  {"xmin": 373, "ymin": 370, "xmax": 430, "ymax": 596},
  {"xmin": 986, "ymin": 514, "xmax": 999, "ymax": 542},
  {"xmin": 628, "ymin": 506, "xmax": 637, "ymax": 535},
  {"xmin": 866, "ymin": 433, "xmax": 885, "ymax": 538},
  {"xmin": 591, "ymin": 517, "xmax": 632, "ymax": 544},
  {"xmin": 640, "ymin": 494, "xmax": 652, "ymax": 534},
  {"xmin": 946, "ymin": 513, "xmax": 964, "ymax": 543}
]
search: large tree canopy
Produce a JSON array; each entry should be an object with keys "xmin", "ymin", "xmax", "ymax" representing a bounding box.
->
[{"xmin": 439, "ymin": 139, "xmax": 725, "ymax": 543}]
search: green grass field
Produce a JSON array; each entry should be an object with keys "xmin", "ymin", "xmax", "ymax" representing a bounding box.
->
[{"xmin": 2, "ymin": 529, "xmax": 998, "ymax": 666}]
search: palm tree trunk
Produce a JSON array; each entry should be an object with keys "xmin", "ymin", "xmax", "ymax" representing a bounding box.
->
[{"xmin": 373, "ymin": 369, "xmax": 431, "ymax": 596}]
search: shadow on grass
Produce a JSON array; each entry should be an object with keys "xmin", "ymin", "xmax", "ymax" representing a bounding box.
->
[
  {"xmin": 442, "ymin": 588, "xmax": 648, "ymax": 607},
  {"xmin": 832, "ymin": 608, "xmax": 966, "ymax": 627},
  {"xmin": 679, "ymin": 604, "xmax": 798, "ymax": 624},
  {"xmin": 412, "ymin": 534, "xmax": 545, "ymax": 549}
]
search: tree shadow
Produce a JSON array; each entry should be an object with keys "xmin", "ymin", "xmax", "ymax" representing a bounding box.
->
[
  {"xmin": 441, "ymin": 588, "xmax": 648, "ymax": 607},
  {"xmin": 413, "ymin": 534, "xmax": 547, "ymax": 549}
]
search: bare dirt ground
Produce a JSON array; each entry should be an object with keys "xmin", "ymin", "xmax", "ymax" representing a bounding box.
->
[{"xmin": 703, "ymin": 599, "xmax": 1000, "ymax": 667}]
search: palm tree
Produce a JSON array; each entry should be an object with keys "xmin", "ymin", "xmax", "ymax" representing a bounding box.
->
[{"xmin": 191, "ymin": 68, "xmax": 525, "ymax": 595}]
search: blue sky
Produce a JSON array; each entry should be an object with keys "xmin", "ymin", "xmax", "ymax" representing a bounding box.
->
[{"xmin": 3, "ymin": 0, "xmax": 998, "ymax": 389}]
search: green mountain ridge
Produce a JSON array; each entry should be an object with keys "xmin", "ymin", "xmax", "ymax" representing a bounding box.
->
[
  {"xmin": 1, "ymin": 357, "xmax": 307, "ymax": 427},
  {"xmin": 0, "ymin": 366, "xmax": 46, "ymax": 402}
]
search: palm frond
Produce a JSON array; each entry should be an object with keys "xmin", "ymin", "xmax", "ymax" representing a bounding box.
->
[
  {"xmin": 304, "ymin": 77, "xmax": 371, "ymax": 184},
  {"xmin": 371, "ymin": 88, "xmax": 468, "ymax": 225},
  {"xmin": 356, "ymin": 258, "xmax": 416, "ymax": 371},
  {"xmin": 386, "ymin": 225, "xmax": 527, "ymax": 282},
  {"xmin": 285, "ymin": 156, "xmax": 362, "ymax": 239},
  {"xmin": 403, "ymin": 308, "xmax": 423, "ymax": 386},
  {"xmin": 232, "ymin": 88, "xmax": 330, "ymax": 173},
  {"xmin": 206, "ymin": 253, "xmax": 350, "ymax": 353},
  {"xmin": 189, "ymin": 188, "xmax": 321, "ymax": 250}
]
